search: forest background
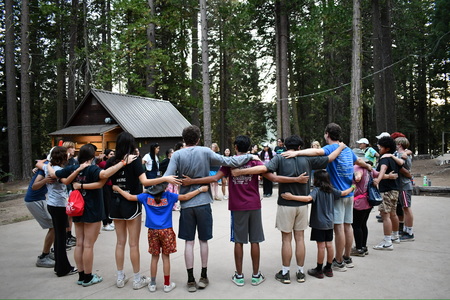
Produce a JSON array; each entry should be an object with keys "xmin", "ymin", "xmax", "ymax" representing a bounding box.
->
[{"xmin": 1, "ymin": 0, "xmax": 449, "ymax": 181}]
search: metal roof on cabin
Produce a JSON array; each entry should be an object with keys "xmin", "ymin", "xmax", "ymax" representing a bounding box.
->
[
  {"xmin": 92, "ymin": 89, "xmax": 190, "ymax": 138},
  {"xmin": 48, "ymin": 124, "xmax": 118, "ymax": 136}
]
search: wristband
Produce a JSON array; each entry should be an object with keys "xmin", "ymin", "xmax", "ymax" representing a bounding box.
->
[
  {"xmin": 351, "ymin": 184, "xmax": 356, "ymax": 190},
  {"xmin": 81, "ymin": 183, "xmax": 84, "ymax": 190},
  {"xmin": 121, "ymin": 159, "xmax": 127, "ymax": 166},
  {"xmin": 198, "ymin": 188, "xmax": 202, "ymax": 192}
]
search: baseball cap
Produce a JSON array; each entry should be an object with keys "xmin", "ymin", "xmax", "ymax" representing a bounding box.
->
[
  {"xmin": 356, "ymin": 138, "xmax": 369, "ymax": 144},
  {"xmin": 146, "ymin": 182, "xmax": 168, "ymax": 195},
  {"xmin": 376, "ymin": 132, "xmax": 390, "ymax": 139}
]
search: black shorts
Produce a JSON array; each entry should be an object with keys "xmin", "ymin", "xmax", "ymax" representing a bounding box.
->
[
  {"xmin": 310, "ymin": 228, "xmax": 333, "ymax": 242},
  {"xmin": 178, "ymin": 204, "xmax": 213, "ymax": 241},
  {"xmin": 109, "ymin": 193, "xmax": 142, "ymax": 220}
]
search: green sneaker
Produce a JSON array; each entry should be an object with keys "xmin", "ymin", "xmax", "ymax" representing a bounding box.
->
[
  {"xmin": 231, "ymin": 272, "xmax": 245, "ymax": 286},
  {"xmin": 251, "ymin": 273, "xmax": 266, "ymax": 286}
]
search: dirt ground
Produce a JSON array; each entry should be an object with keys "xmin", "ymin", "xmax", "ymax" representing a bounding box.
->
[{"xmin": 0, "ymin": 158, "xmax": 449, "ymax": 226}]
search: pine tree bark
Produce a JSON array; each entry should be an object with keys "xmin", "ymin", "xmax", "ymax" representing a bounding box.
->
[
  {"xmin": 200, "ymin": 0, "xmax": 211, "ymax": 146},
  {"xmin": 146, "ymin": 0, "xmax": 156, "ymax": 96},
  {"xmin": 21, "ymin": 0, "xmax": 32, "ymax": 179},
  {"xmin": 190, "ymin": 4, "xmax": 200, "ymax": 127},
  {"xmin": 5, "ymin": 0, "xmax": 22, "ymax": 180},
  {"xmin": 67, "ymin": 0, "xmax": 78, "ymax": 118},
  {"xmin": 350, "ymin": 0, "xmax": 363, "ymax": 148}
]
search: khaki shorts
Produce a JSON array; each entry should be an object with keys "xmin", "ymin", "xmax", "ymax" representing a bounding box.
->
[
  {"xmin": 275, "ymin": 205, "xmax": 308, "ymax": 232},
  {"xmin": 379, "ymin": 190, "xmax": 399, "ymax": 213}
]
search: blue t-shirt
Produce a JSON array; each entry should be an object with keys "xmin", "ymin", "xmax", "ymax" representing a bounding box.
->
[
  {"xmin": 323, "ymin": 144, "xmax": 357, "ymax": 198},
  {"xmin": 137, "ymin": 191, "xmax": 178, "ymax": 229},
  {"xmin": 24, "ymin": 169, "xmax": 47, "ymax": 202}
]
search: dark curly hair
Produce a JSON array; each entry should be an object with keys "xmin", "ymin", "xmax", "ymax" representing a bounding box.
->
[
  {"xmin": 182, "ymin": 125, "xmax": 201, "ymax": 146},
  {"xmin": 284, "ymin": 135, "xmax": 305, "ymax": 151},
  {"xmin": 377, "ymin": 136, "xmax": 396, "ymax": 154},
  {"xmin": 234, "ymin": 135, "xmax": 251, "ymax": 153},
  {"xmin": 50, "ymin": 146, "xmax": 68, "ymax": 166},
  {"xmin": 325, "ymin": 123, "xmax": 341, "ymax": 141}
]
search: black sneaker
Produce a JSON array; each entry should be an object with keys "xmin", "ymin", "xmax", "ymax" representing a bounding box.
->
[
  {"xmin": 362, "ymin": 247, "xmax": 369, "ymax": 256},
  {"xmin": 323, "ymin": 267, "xmax": 333, "ymax": 277},
  {"xmin": 307, "ymin": 268, "xmax": 324, "ymax": 279},
  {"xmin": 296, "ymin": 271, "xmax": 305, "ymax": 283},
  {"xmin": 275, "ymin": 270, "xmax": 290, "ymax": 284}
]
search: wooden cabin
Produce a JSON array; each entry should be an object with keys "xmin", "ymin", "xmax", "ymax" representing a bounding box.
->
[{"xmin": 48, "ymin": 89, "xmax": 191, "ymax": 158}]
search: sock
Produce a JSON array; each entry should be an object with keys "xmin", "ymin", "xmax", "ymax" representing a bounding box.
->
[
  {"xmin": 187, "ymin": 268, "xmax": 195, "ymax": 282},
  {"xmin": 117, "ymin": 270, "xmax": 125, "ymax": 280},
  {"xmin": 406, "ymin": 226, "xmax": 413, "ymax": 235},
  {"xmin": 164, "ymin": 275, "xmax": 170, "ymax": 286},
  {"xmin": 39, "ymin": 252, "xmax": 49, "ymax": 259},
  {"xmin": 78, "ymin": 271, "xmax": 85, "ymax": 282},
  {"xmin": 392, "ymin": 231, "xmax": 399, "ymax": 238},
  {"xmin": 235, "ymin": 272, "xmax": 244, "ymax": 278},
  {"xmin": 84, "ymin": 273, "xmax": 93, "ymax": 283},
  {"xmin": 134, "ymin": 272, "xmax": 140, "ymax": 282},
  {"xmin": 151, "ymin": 277, "xmax": 156, "ymax": 285},
  {"xmin": 325, "ymin": 262, "xmax": 332, "ymax": 270},
  {"xmin": 399, "ymin": 222, "xmax": 404, "ymax": 232},
  {"xmin": 384, "ymin": 235, "xmax": 392, "ymax": 244},
  {"xmin": 66, "ymin": 231, "xmax": 73, "ymax": 239},
  {"xmin": 282, "ymin": 266, "xmax": 290, "ymax": 275},
  {"xmin": 316, "ymin": 263, "xmax": 323, "ymax": 271},
  {"xmin": 201, "ymin": 267, "xmax": 207, "ymax": 278},
  {"xmin": 343, "ymin": 255, "xmax": 350, "ymax": 260},
  {"xmin": 252, "ymin": 271, "xmax": 261, "ymax": 278},
  {"xmin": 297, "ymin": 265, "xmax": 304, "ymax": 274}
]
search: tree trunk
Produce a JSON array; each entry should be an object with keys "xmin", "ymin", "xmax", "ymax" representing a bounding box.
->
[
  {"xmin": 190, "ymin": 4, "xmax": 200, "ymax": 127},
  {"xmin": 276, "ymin": 0, "xmax": 290, "ymax": 139},
  {"xmin": 83, "ymin": 0, "xmax": 90, "ymax": 94},
  {"xmin": 275, "ymin": 1, "xmax": 282, "ymax": 139},
  {"xmin": 350, "ymin": 0, "xmax": 363, "ymax": 148},
  {"xmin": 21, "ymin": 0, "xmax": 32, "ymax": 179},
  {"xmin": 5, "ymin": 0, "xmax": 22, "ymax": 180},
  {"xmin": 200, "ymin": 0, "xmax": 211, "ymax": 146},
  {"xmin": 219, "ymin": 16, "xmax": 228, "ymax": 151},
  {"xmin": 67, "ymin": 0, "xmax": 78, "ymax": 118},
  {"xmin": 146, "ymin": 0, "xmax": 156, "ymax": 96}
]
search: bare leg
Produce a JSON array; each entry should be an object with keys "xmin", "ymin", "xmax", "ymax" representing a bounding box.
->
[
  {"xmin": 325, "ymin": 241, "xmax": 334, "ymax": 264},
  {"xmin": 127, "ymin": 215, "xmax": 142, "ymax": 273},
  {"xmin": 234, "ymin": 243, "xmax": 244, "ymax": 275},
  {"xmin": 151, "ymin": 254, "xmax": 159, "ymax": 278},
  {"xmin": 82, "ymin": 222, "xmax": 101, "ymax": 274},
  {"xmin": 74, "ymin": 222, "xmax": 85, "ymax": 272},
  {"xmin": 185, "ymin": 240, "xmax": 195, "ymax": 269},
  {"xmin": 199, "ymin": 240, "xmax": 208, "ymax": 268},
  {"xmin": 334, "ymin": 224, "xmax": 344, "ymax": 262},
  {"xmin": 250, "ymin": 243, "xmax": 260, "ymax": 275},
  {"xmin": 114, "ymin": 219, "xmax": 127, "ymax": 271},
  {"xmin": 293, "ymin": 230, "xmax": 305, "ymax": 267},
  {"xmin": 281, "ymin": 232, "xmax": 292, "ymax": 267},
  {"xmin": 343, "ymin": 223, "xmax": 353, "ymax": 258},
  {"xmin": 316, "ymin": 241, "xmax": 325, "ymax": 265}
]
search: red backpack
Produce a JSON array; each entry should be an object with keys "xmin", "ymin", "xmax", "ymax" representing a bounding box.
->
[{"xmin": 66, "ymin": 190, "xmax": 85, "ymax": 217}]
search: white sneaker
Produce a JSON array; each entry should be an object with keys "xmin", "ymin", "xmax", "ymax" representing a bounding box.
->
[
  {"xmin": 148, "ymin": 283, "xmax": 156, "ymax": 292},
  {"xmin": 373, "ymin": 240, "xmax": 394, "ymax": 251},
  {"xmin": 116, "ymin": 275, "xmax": 129, "ymax": 288},
  {"xmin": 103, "ymin": 224, "xmax": 115, "ymax": 231},
  {"xmin": 133, "ymin": 276, "xmax": 151, "ymax": 290},
  {"xmin": 223, "ymin": 195, "xmax": 228, "ymax": 200},
  {"xmin": 163, "ymin": 282, "xmax": 176, "ymax": 293},
  {"xmin": 391, "ymin": 235, "xmax": 400, "ymax": 244}
]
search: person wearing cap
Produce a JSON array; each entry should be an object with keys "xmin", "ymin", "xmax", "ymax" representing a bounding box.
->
[
  {"xmin": 356, "ymin": 138, "xmax": 379, "ymax": 167},
  {"xmin": 112, "ymin": 182, "xmax": 209, "ymax": 293},
  {"xmin": 376, "ymin": 132, "xmax": 391, "ymax": 139}
]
